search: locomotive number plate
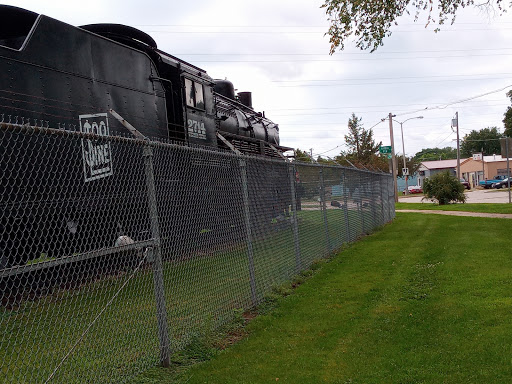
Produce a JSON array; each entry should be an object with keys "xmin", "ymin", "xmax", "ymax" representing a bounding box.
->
[
  {"xmin": 80, "ymin": 113, "xmax": 114, "ymax": 182},
  {"xmin": 188, "ymin": 118, "xmax": 206, "ymax": 140}
]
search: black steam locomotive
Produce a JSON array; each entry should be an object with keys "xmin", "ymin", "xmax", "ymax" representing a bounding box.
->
[{"xmin": 0, "ymin": 5, "xmax": 292, "ymax": 276}]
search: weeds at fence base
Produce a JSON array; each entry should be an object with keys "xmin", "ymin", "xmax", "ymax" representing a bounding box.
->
[{"xmin": 132, "ymin": 257, "xmax": 334, "ymax": 383}]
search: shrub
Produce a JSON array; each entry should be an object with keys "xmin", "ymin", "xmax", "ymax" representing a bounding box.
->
[{"xmin": 422, "ymin": 171, "xmax": 467, "ymax": 205}]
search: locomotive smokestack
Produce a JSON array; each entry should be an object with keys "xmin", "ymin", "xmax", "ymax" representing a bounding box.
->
[{"xmin": 238, "ymin": 92, "xmax": 252, "ymax": 109}]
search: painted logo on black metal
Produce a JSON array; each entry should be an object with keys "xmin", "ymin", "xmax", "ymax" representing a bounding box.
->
[{"xmin": 79, "ymin": 113, "xmax": 114, "ymax": 182}]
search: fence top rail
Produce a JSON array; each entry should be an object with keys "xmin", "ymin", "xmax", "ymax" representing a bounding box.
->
[
  {"xmin": 0, "ymin": 122, "xmax": 393, "ymax": 174},
  {"xmin": 293, "ymin": 159, "xmax": 391, "ymax": 176}
]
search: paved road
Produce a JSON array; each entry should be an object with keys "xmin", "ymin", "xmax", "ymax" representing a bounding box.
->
[{"xmin": 399, "ymin": 189, "xmax": 512, "ymax": 204}]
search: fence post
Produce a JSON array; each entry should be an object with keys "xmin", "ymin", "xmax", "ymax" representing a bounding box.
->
[
  {"xmin": 382, "ymin": 175, "xmax": 389, "ymax": 224},
  {"xmin": 288, "ymin": 164, "xmax": 301, "ymax": 272},
  {"xmin": 358, "ymin": 173, "xmax": 365, "ymax": 235},
  {"xmin": 388, "ymin": 177, "xmax": 393, "ymax": 220},
  {"xmin": 240, "ymin": 159, "xmax": 257, "ymax": 305},
  {"xmin": 342, "ymin": 170, "xmax": 351, "ymax": 243},
  {"xmin": 370, "ymin": 174, "xmax": 377, "ymax": 230},
  {"xmin": 378, "ymin": 175, "xmax": 384, "ymax": 224},
  {"xmin": 319, "ymin": 167, "xmax": 331, "ymax": 252},
  {"xmin": 143, "ymin": 144, "xmax": 170, "ymax": 368}
]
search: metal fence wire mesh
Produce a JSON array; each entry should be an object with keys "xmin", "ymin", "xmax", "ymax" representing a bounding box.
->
[{"xmin": 0, "ymin": 123, "xmax": 395, "ymax": 384}]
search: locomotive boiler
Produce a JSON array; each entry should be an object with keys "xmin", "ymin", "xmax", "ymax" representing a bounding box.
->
[{"xmin": 0, "ymin": 5, "xmax": 292, "ymax": 276}]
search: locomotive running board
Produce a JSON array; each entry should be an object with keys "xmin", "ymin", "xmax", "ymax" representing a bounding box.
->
[
  {"xmin": 216, "ymin": 132, "xmax": 242, "ymax": 156},
  {"xmin": 268, "ymin": 143, "xmax": 289, "ymax": 161}
]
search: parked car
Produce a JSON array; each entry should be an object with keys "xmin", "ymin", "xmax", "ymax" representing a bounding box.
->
[
  {"xmin": 492, "ymin": 177, "xmax": 511, "ymax": 189},
  {"xmin": 404, "ymin": 185, "xmax": 423, "ymax": 194},
  {"xmin": 479, "ymin": 175, "xmax": 507, "ymax": 189},
  {"xmin": 459, "ymin": 178, "xmax": 470, "ymax": 190}
]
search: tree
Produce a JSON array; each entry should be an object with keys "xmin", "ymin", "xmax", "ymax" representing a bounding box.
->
[
  {"xmin": 414, "ymin": 147, "xmax": 458, "ymax": 161},
  {"xmin": 295, "ymin": 148, "xmax": 313, "ymax": 163},
  {"xmin": 460, "ymin": 127, "xmax": 502, "ymax": 157},
  {"xmin": 397, "ymin": 155, "xmax": 421, "ymax": 178},
  {"xmin": 503, "ymin": 90, "xmax": 512, "ymax": 137},
  {"xmin": 342, "ymin": 113, "xmax": 383, "ymax": 169},
  {"xmin": 321, "ymin": 1, "xmax": 508, "ymax": 53},
  {"xmin": 423, "ymin": 171, "xmax": 467, "ymax": 205}
]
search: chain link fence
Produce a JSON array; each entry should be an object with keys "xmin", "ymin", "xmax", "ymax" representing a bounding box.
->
[{"xmin": 0, "ymin": 122, "xmax": 395, "ymax": 383}]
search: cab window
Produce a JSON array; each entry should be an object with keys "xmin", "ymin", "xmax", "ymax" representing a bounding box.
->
[{"xmin": 184, "ymin": 78, "xmax": 205, "ymax": 110}]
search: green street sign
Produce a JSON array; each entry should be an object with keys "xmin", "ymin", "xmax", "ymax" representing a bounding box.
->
[
  {"xmin": 387, "ymin": 154, "xmax": 392, "ymax": 159},
  {"xmin": 379, "ymin": 146, "xmax": 392, "ymax": 154}
]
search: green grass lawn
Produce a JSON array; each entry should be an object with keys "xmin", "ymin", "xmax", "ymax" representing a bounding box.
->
[
  {"xmin": 139, "ymin": 212, "xmax": 512, "ymax": 383},
  {"xmin": 1, "ymin": 206, "xmax": 386, "ymax": 384},
  {"xmin": 396, "ymin": 202, "xmax": 512, "ymax": 214}
]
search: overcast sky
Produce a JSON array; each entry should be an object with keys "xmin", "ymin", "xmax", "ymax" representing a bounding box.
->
[{"xmin": 5, "ymin": 0, "xmax": 512, "ymax": 158}]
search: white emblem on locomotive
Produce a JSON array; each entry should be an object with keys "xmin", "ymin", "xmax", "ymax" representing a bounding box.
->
[
  {"xmin": 187, "ymin": 118, "xmax": 206, "ymax": 140},
  {"xmin": 80, "ymin": 113, "xmax": 114, "ymax": 182}
]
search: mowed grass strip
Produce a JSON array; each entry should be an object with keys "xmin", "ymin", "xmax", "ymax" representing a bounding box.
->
[
  {"xmin": 161, "ymin": 213, "xmax": 512, "ymax": 383},
  {"xmin": 396, "ymin": 202, "xmax": 512, "ymax": 214}
]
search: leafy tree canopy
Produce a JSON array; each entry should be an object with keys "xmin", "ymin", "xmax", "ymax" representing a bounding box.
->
[
  {"xmin": 338, "ymin": 113, "xmax": 388, "ymax": 171},
  {"xmin": 322, "ymin": 0, "xmax": 508, "ymax": 53},
  {"xmin": 344, "ymin": 113, "xmax": 382, "ymax": 161},
  {"xmin": 414, "ymin": 147, "xmax": 458, "ymax": 161},
  {"xmin": 503, "ymin": 90, "xmax": 512, "ymax": 137},
  {"xmin": 295, "ymin": 148, "xmax": 313, "ymax": 163},
  {"xmin": 460, "ymin": 127, "xmax": 502, "ymax": 157}
]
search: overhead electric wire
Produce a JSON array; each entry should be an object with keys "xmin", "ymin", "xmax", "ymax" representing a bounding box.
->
[
  {"xmin": 163, "ymin": 52, "xmax": 512, "ymax": 63},
  {"xmin": 136, "ymin": 21, "xmax": 512, "ymax": 27},
  {"xmin": 276, "ymin": 77, "xmax": 512, "ymax": 87},
  {"xmin": 176, "ymin": 48, "xmax": 512, "ymax": 56},
  {"xmin": 144, "ymin": 28, "xmax": 512, "ymax": 34},
  {"xmin": 270, "ymin": 72, "xmax": 512, "ymax": 83},
  {"xmin": 395, "ymin": 84, "xmax": 512, "ymax": 117},
  {"xmin": 266, "ymin": 98, "xmax": 508, "ymax": 112},
  {"xmin": 272, "ymin": 107, "xmax": 508, "ymax": 118}
]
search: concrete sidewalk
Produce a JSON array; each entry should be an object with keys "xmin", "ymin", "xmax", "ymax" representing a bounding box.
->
[{"xmin": 396, "ymin": 209, "xmax": 512, "ymax": 219}]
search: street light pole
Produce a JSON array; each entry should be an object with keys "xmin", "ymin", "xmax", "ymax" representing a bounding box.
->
[
  {"xmin": 394, "ymin": 116, "xmax": 424, "ymax": 195},
  {"xmin": 451, "ymin": 112, "xmax": 461, "ymax": 180},
  {"xmin": 400, "ymin": 121, "xmax": 408, "ymax": 195},
  {"xmin": 388, "ymin": 113, "xmax": 398, "ymax": 202}
]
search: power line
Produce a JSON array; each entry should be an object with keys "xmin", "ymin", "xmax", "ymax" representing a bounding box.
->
[
  {"xmin": 167, "ymin": 52, "xmax": 512, "ymax": 63},
  {"xmin": 276, "ymin": 77, "xmax": 512, "ymax": 88},
  {"xmin": 176, "ymin": 48, "xmax": 512, "ymax": 56},
  {"xmin": 266, "ymin": 98, "xmax": 508, "ymax": 112},
  {"xmin": 270, "ymin": 73, "xmax": 512, "ymax": 83},
  {"xmin": 396, "ymin": 84, "xmax": 512, "ymax": 117},
  {"xmin": 135, "ymin": 22, "xmax": 512, "ymax": 27},
  {"xmin": 272, "ymin": 108, "xmax": 508, "ymax": 118},
  {"xmin": 144, "ymin": 28, "xmax": 512, "ymax": 34}
]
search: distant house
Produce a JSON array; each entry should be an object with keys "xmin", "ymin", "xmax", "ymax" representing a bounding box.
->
[
  {"xmin": 460, "ymin": 154, "xmax": 512, "ymax": 187},
  {"xmin": 417, "ymin": 159, "xmax": 466, "ymax": 187}
]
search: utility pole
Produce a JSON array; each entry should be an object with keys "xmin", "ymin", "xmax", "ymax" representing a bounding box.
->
[
  {"xmin": 482, "ymin": 147, "xmax": 485, "ymax": 181},
  {"xmin": 452, "ymin": 112, "xmax": 461, "ymax": 179},
  {"xmin": 388, "ymin": 113, "xmax": 398, "ymax": 202},
  {"xmin": 506, "ymin": 137, "xmax": 511, "ymax": 204}
]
